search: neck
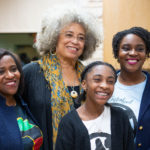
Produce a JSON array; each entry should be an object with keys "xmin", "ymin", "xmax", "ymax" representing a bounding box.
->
[
  {"xmin": 5, "ymin": 95, "xmax": 16, "ymax": 106},
  {"xmin": 78, "ymin": 102, "xmax": 104, "ymax": 121},
  {"xmin": 119, "ymin": 70, "xmax": 146, "ymax": 85},
  {"xmin": 57, "ymin": 55, "xmax": 80, "ymax": 86},
  {"xmin": 57, "ymin": 54, "xmax": 77, "ymax": 69}
]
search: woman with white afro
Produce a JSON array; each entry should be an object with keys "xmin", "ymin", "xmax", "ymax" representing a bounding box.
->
[{"xmin": 23, "ymin": 4, "xmax": 102, "ymax": 150}]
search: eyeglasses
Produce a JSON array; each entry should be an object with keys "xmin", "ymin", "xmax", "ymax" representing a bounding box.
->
[{"xmin": 61, "ymin": 32, "xmax": 85, "ymax": 43}]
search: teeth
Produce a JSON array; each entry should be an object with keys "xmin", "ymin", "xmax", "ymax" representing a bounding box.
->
[
  {"xmin": 68, "ymin": 47, "xmax": 77, "ymax": 51},
  {"xmin": 6, "ymin": 82, "xmax": 15, "ymax": 85},
  {"xmin": 97, "ymin": 92, "xmax": 108, "ymax": 96},
  {"xmin": 128, "ymin": 60, "xmax": 137, "ymax": 63}
]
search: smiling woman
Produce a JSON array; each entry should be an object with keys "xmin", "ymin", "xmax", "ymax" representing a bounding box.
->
[
  {"xmin": 22, "ymin": 4, "xmax": 101, "ymax": 150},
  {"xmin": 0, "ymin": 48, "xmax": 43, "ymax": 150},
  {"xmin": 108, "ymin": 27, "xmax": 150, "ymax": 150},
  {"xmin": 56, "ymin": 23, "xmax": 85, "ymax": 62},
  {"xmin": 55, "ymin": 61, "xmax": 135, "ymax": 150},
  {"xmin": 0, "ymin": 54, "xmax": 21, "ymax": 106}
]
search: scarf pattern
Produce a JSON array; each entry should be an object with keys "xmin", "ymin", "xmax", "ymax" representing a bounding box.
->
[{"xmin": 38, "ymin": 53, "xmax": 84, "ymax": 148}]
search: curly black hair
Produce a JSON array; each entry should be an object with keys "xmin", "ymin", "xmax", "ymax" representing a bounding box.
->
[{"xmin": 112, "ymin": 27, "xmax": 150, "ymax": 59}]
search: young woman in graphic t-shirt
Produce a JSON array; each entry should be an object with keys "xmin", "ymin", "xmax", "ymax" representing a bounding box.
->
[{"xmin": 55, "ymin": 61, "xmax": 135, "ymax": 150}]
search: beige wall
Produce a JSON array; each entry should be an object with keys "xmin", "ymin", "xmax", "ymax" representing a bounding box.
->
[
  {"xmin": 103, "ymin": 0, "xmax": 150, "ymax": 70},
  {"xmin": 0, "ymin": 0, "xmax": 102, "ymax": 33},
  {"xmin": 0, "ymin": 0, "xmax": 82, "ymax": 33},
  {"xmin": 0, "ymin": 0, "xmax": 103, "ymax": 64}
]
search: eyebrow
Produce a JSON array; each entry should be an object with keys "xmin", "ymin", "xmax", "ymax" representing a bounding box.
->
[
  {"xmin": 93, "ymin": 74, "xmax": 115, "ymax": 79},
  {"xmin": 122, "ymin": 43, "xmax": 145, "ymax": 46},
  {"xmin": 65, "ymin": 31, "xmax": 85, "ymax": 36},
  {"xmin": 0, "ymin": 64, "xmax": 17, "ymax": 68}
]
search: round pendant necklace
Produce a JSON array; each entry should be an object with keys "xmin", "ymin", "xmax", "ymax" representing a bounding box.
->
[
  {"xmin": 70, "ymin": 89, "xmax": 78, "ymax": 98},
  {"xmin": 62, "ymin": 68, "xmax": 79, "ymax": 99}
]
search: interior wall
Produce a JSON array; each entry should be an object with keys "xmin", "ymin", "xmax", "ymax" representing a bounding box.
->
[
  {"xmin": 0, "ymin": 0, "xmax": 90, "ymax": 33},
  {"xmin": 103, "ymin": 0, "xmax": 150, "ymax": 70},
  {"xmin": 0, "ymin": 0, "xmax": 103, "ymax": 64}
]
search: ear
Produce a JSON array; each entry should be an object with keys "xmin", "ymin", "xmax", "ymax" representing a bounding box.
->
[{"xmin": 81, "ymin": 80, "xmax": 87, "ymax": 91}]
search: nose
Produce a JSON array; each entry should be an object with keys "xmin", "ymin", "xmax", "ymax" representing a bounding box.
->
[
  {"xmin": 5, "ymin": 71, "xmax": 14, "ymax": 79},
  {"xmin": 99, "ymin": 81, "xmax": 108, "ymax": 89},
  {"xmin": 71, "ymin": 36, "xmax": 78, "ymax": 44},
  {"xmin": 129, "ymin": 49, "xmax": 138, "ymax": 56}
]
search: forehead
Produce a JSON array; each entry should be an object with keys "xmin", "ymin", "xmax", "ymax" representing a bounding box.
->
[
  {"xmin": 120, "ymin": 34, "xmax": 145, "ymax": 45},
  {"xmin": 0, "ymin": 55, "xmax": 16, "ymax": 66},
  {"xmin": 87, "ymin": 65, "xmax": 114, "ymax": 77},
  {"xmin": 61, "ymin": 22, "xmax": 85, "ymax": 33}
]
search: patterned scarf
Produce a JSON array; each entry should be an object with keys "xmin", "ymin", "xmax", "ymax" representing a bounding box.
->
[{"xmin": 38, "ymin": 53, "xmax": 84, "ymax": 149}]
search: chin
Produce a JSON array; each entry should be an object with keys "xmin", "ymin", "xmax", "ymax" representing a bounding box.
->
[
  {"xmin": 96, "ymin": 100, "xmax": 107, "ymax": 106},
  {"xmin": 126, "ymin": 69, "xmax": 141, "ymax": 73},
  {"xmin": 67, "ymin": 55, "xmax": 79, "ymax": 61},
  {"xmin": 8, "ymin": 90, "xmax": 18, "ymax": 95}
]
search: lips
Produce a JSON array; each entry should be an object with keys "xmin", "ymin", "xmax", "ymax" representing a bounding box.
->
[
  {"xmin": 127, "ymin": 59, "xmax": 138, "ymax": 65},
  {"xmin": 5, "ymin": 81, "xmax": 17, "ymax": 87},
  {"xmin": 67, "ymin": 46, "xmax": 78, "ymax": 52},
  {"xmin": 97, "ymin": 92, "xmax": 108, "ymax": 96},
  {"xmin": 96, "ymin": 91, "xmax": 110, "ymax": 100}
]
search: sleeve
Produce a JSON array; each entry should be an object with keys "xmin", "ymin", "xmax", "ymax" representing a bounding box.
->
[{"xmin": 55, "ymin": 115, "xmax": 75, "ymax": 150}]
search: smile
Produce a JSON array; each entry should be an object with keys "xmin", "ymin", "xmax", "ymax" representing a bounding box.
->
[
  {"xmin": 67, "ymin": 46, "xmax": 78, "ymax": 51},
  {"xmin": 127, "ymin": 59, "xmax": 138, "ymax": 65},
  {"xmin": 96, "ymin": 92, "xmax": 109, "ymax": 96},
  {"xmin": 5, "ymin": 81, "xmax": 16, "ymax": 86}
]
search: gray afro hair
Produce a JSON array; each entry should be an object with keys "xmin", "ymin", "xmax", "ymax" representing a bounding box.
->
[{"xmin": 35, "ymin": 4, "xmax": 102, "ymax": 60}]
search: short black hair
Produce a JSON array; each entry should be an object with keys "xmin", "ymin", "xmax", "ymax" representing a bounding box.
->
[
  {"xmin": 0, "ymin": 48, "xmax": 24, "ymax": 95},
  {"xmin": 77, "ymin": 61, "xmax": 117, "ymax": 102},
  {"xmin": 112, "ymin": 27, "xmax": 150, "ymax": 59}
]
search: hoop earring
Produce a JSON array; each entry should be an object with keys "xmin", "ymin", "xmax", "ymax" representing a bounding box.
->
[{"xmin": 50, "ymin": 50, "xmax": 56, "ymax": 56}]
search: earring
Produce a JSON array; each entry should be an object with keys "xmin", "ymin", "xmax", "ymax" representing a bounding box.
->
[{"xmin": 50, "ymin": 50, "xmax": 56, "ymax": 56}]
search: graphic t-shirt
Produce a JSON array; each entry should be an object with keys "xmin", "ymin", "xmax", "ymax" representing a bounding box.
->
[
  {"xmin": 83, "ymin": 106, "xmax": 111, "ymax": 150},
  {"xmin": 15, "ymin": 104, "xmax": 43, "ymax": 150},
  {"xmin": 109, "ymin": 77, "xmax": 146, "ymax": 135}
]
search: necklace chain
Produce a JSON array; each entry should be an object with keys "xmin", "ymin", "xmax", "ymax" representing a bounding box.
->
[
  {"xmin": 62, "ymin": 68, "xmax": 79, "ymax": 98},
  {"xmin": 68, "ymin": 75, "xmax": 79, "ymax": 99},
  {"xmin": 68, "ymin": 78, "xmax": 79, "ymax": 99}
]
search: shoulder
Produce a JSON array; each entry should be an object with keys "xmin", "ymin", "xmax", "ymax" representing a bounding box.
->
[
  {"xmin": 22, "ymin": 61, "xmax": 49, "ymax": 96},
  {"xmin": 111, "ymin": 105, "xmax": 125, "ymax": 114},
  {"xmin": 144, "ymin": 71, "xmax": 150, "ymax": 82},
  {"xmin": 110, "ymin": 106, "xmax": 128, "ymax": 120},
  {"xmin": 142, "ymin": 71, "xmax": 150, "ymax": 90},
  {"xmin": 23, "ymin": 62, "xmax": 40, "ymax": 73},
  {"xmin": 58, "ymin": 109, "xmax": 87, "ymax": 137},
  {"xmin": 59, "ymin": 109, "xmax": 79, "ymax": 128},
  {"xmin": 110, "ymin": 106, "xmax": 132, "ymax": 131},
  {"xmin": 60, "ymin": 109, "xmax": 78, "ymax": 123},
  {"xmin": 23, "ymin": 62, "xmax": 45, "ymax": 82}
]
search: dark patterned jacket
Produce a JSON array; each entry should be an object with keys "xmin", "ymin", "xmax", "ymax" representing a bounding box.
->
[{"xmin": 23, "ymin": 62, "xmax": 52, "ymax": 150}]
